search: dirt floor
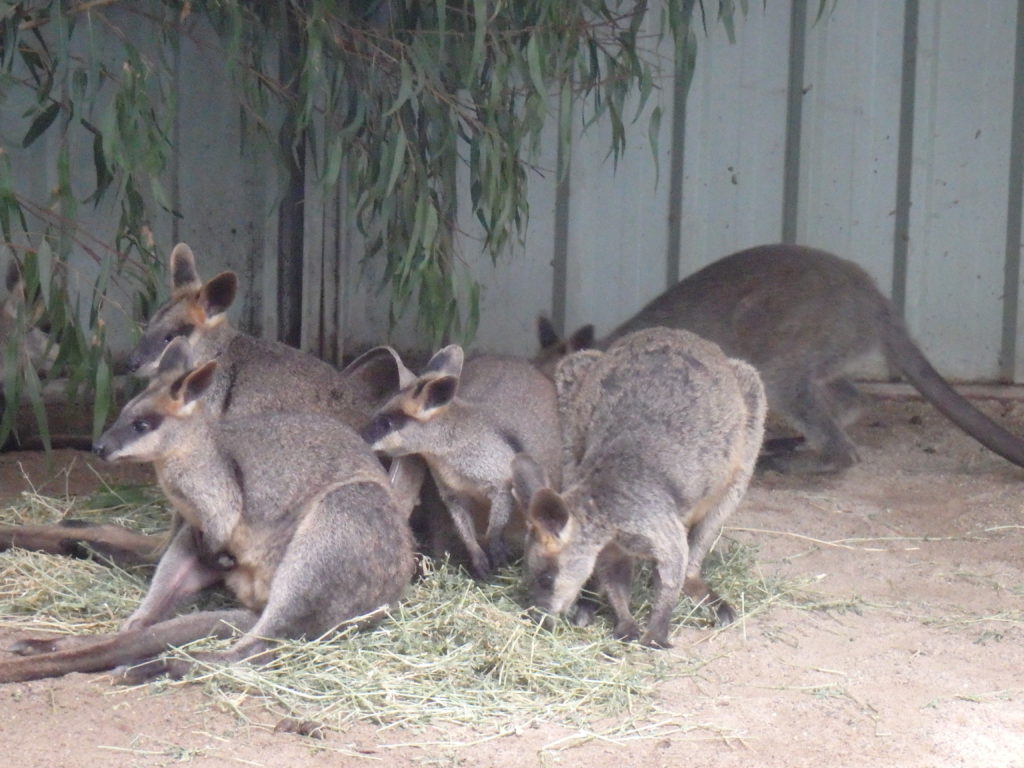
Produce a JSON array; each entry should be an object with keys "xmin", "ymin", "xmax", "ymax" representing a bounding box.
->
[{"xmin": 0, "ymin": 392, "xmax": 1022, "ymax": 768}]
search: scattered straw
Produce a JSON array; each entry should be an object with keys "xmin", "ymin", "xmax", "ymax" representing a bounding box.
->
[{"xmin": 0, "ymin": 488, "xmax": 796, "ymax": 736}]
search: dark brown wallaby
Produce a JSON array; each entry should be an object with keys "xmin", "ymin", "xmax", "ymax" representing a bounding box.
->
[
  {"xmin": 0, "ymin": 339, "xmax": 415, "ymax": 683},
  {"xmin": 540, "ymin": 244, "xmax": 1024, "ymax": 474},
  {"xmin": 514, "ymin": 328, "xmax": 766, "ymax": 647}
]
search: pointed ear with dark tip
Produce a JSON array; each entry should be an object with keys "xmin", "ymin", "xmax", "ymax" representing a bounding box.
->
[
  {"xmin": 419, "ymin": 374, "xmax": 458, "ymax": 415},
  {"xmin": 511, "ymin": 452, "xmax": 548, "ymax": 509},
  {"xmin": 5, "ymin": 260, "xmax": 21, "ymax": 293},
  {"xmin": 537, "ymin": 316, "xmax": 561, "ymax": 350},
  {"xmin": 567, "ymin": 324, "xmax": 596, "ymax": 352},
  {"xmin": 528, "ymin": 488, "xmax": 573, "ymax": 553},
  {"xmin": 157, "ymin": 337, "xmax": 194, "ymax": 377},
  {"xmin": 170, "ymin": 243, "xmax": 201, "ymax": 290},
  {"xmin": 198, "ymin": 272, "xmax": 238, "ymax": 318},
  {"xmin": 422, "ymin": 344, "xmax": 464, "ymax": 378},
  {"xmin": 171, "ymin": 360, "xmax": 217, "ymax": 407},
  {"xmin": 341, "ymin": 345, "xmax": 416, "ymax": 402}
]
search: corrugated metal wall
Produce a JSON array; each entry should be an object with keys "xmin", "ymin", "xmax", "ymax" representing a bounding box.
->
[
  {"xmin": 3, "ymin": 1, "xmax": 1023, "ymax": 382},
  {"xmin": 448, "ymin": 0, "xmax": 1024, "ymax": 384}
]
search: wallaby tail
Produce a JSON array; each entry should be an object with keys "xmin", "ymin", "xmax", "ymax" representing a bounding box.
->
[
  {"xmin": 0, "ymin": 609, "xmax": 254, "ymax": 683},
  {"xmin": 883, "ymin": 314, "xmax": 1024, "ymax": 468}
]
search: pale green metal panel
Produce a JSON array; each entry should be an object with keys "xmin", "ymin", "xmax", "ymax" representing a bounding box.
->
[
  {"xmin": 676, "ymin": 3, "xmax": 793, "ymax": 276},
  {"xmin": 904, "ymin": 0, "xmax": 1018, "ymax": 381}
]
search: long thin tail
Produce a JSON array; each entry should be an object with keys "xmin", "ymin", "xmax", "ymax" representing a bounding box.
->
[
  {"xmin": 0, "ymin": 522, "xmax": 166, "ymax": 566},
  {"xmin": 0, "ymin": 609, "xmax": 254, "ymax": 683},
  {"xmin": 883, "ymin": 314, "xmax": 1024, "ymax": 468}
]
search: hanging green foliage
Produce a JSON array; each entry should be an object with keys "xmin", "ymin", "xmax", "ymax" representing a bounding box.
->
[{"xmin": 0, "ymin": 0, "xmax": 766, "ymax": 445}]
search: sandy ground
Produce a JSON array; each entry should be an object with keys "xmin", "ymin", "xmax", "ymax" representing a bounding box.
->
[{"xmin": 0, "ymin": 394, "xmax": 1022, "ymax": 768}]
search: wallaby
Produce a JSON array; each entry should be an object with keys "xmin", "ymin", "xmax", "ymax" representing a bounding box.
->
[
  {"xmin": 539, "ymin": 244, "xmax": 1024, "ymax": 474},
  {"xmin": 361, "ymin": 345, "xmax": 561, "ymax": 579},
  {"xmin": 127, "ymin": 242, "xmax": 397, "ymax": 424},
  {"xmin": 0, "ymin": 338, "xmax": 415, "ymax": 683},
  {"xmin": 513, "ymin": 327, "xmax": 766, "ymax": 648},
  {"xmin": 0, "ymin": 244, "xmax": 413, "ymax": 563}
]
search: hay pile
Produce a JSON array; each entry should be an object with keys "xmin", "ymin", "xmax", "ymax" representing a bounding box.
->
[{"xmin": 1, "ymin": 484, "xmax": 795, "ymax": 734}]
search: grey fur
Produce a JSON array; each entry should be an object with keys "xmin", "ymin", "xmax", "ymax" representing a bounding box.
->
[
  {"xmin": 0, "ymin": 345, "xmax": 416, "ymax": 682},
  {"xmin": 514, "ymin": 327, "xmax": 766, "ymax": 648},
  {"xmin": 363, "ymin": 345, "xmax": 561, "ymax": 578},
  {"xmin": 127, "ymin": 243, "xmax": 401, "ymax": 427},
  {"xmin": 544, "ymin": 244, "xmax": 1024, "ymax": 474}
]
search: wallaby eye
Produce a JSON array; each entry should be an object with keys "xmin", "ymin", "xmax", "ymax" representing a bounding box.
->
[
  {"xmin": 131, "ymin": 419, "xmax": 152, "ymax": 434},
  {"xmin": 162, "ymin": 334, "xmax": 175, "ymax": 344}
]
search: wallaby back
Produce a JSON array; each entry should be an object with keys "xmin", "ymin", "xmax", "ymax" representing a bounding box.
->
[
  {"xmin": 547, "ymin": 244, "xmax": 1024, "ymax": 473},
  {"xmin": 515, "ymin": 327, "xmax": 766, "ymax": 647}
]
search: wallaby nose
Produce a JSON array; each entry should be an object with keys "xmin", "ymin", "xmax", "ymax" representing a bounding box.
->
[{"xmin": 92, "ymin": 440, "xmax": 109, "ymax": 460}]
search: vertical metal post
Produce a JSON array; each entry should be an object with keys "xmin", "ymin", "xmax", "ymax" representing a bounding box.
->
[{"xmin": 781, "ymin": 0, "xmax": 808, "ymax": 244}]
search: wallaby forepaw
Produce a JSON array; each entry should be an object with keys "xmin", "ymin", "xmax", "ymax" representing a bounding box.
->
[
  {"xmin": 468, "ymin": 551, "xmax": 493, "ymax": 580},
  {"xmin": 613, "ymin": 620, "xmax": 640, "ymax": 643},
  {"xmin": 486, "ymin": 538, "xmax": 510, "ymax": 571}
]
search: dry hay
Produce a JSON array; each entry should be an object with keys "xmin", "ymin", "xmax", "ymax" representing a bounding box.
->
[{"xmin": 0, "ymin": 484, "xmax": 802, "ymax": 736}]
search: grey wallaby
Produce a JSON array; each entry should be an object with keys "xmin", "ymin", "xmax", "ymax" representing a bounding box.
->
[
  {"xmin": 361, "ymin": 345, "xmax": 561, "ymax": 578},
  {"xmin": 0, "ymin": 243, "xmax": 413, "ymax": 562},
  {"xmin": 538, "ymin": 244, "xmax": 1024, "ymax": 474},
  {"xmin": 0, "ymin": 338, "xmax": 415, "ymax": 683},
  {"xmin": 514, "ymin": 327, "xmax": 766, "ymax": 648},
  {"xmin": 127, "ymin": 242, "xmax": 398, "ymax": 425}
]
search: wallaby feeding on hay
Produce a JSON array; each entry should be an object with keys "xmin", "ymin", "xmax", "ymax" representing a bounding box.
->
[
  {"xmin": 0, "ymin": 339, "xmax": 415, "ymax": 683},
  {"xmin": 514, "ymin": 327, "xmax": 766, "ymax": 648},
  {"xmin": 538, "ymin": 244, "xmax": 1024, "ymax": 474},
  {"xmin": 361, "ymin": 345, "xmax": 562, "ymax": 578}
]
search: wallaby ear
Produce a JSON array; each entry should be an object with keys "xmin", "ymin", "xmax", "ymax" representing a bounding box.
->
[
  {"xmin": 537, "ymin": 316, "xmax": 561, "ymax": 350},
  {"xmin": 527, "ymin": 488, "xmax": 573, "ymax": 553},
  {"xmin": 567, "ymin": 324, "xmax": 596, "ymax": 352},
  {"xmin": 341, "ymin": 345, "xmax": 416, "ymax": 403},
  {"xmin": 157, "ymin": 336, "xmax": 194, "ymax": 377},
  {"xmin": 422, "ymin": 344, "xmax": 464, "ymax": 379},
  {"xmin": 198, "ymin": 271, "xmax": 238, "ymax": 319},
  {"xmin": 511, "ymin": 452, "xmax": 548, "ymax": 509},
  {"xmin": 171, "ymin": 359, "xmax": 217, "ymax": 408},
  {"xmin": 169, "ymin": 243, "xmax": 201, "ymax": 291},
  {"xmin": 419, "ymin": 374, "xmax": 458, "ymax": 414}
]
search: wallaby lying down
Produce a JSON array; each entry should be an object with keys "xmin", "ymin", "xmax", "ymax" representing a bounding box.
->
[
  {"xmin": 515, "ymin": 328, "xmax": 766, "ymax": 648},
  {"xmin": 539, "ymin": 244, "xmax": 1024, "ymax": 474},
  {"xmin": 362, "ymin": 345, "xmax": 561, "ymax": 578},
  {"xmin": 0, "ymin": 339, "xmax": 415, "ymax": 683}
]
